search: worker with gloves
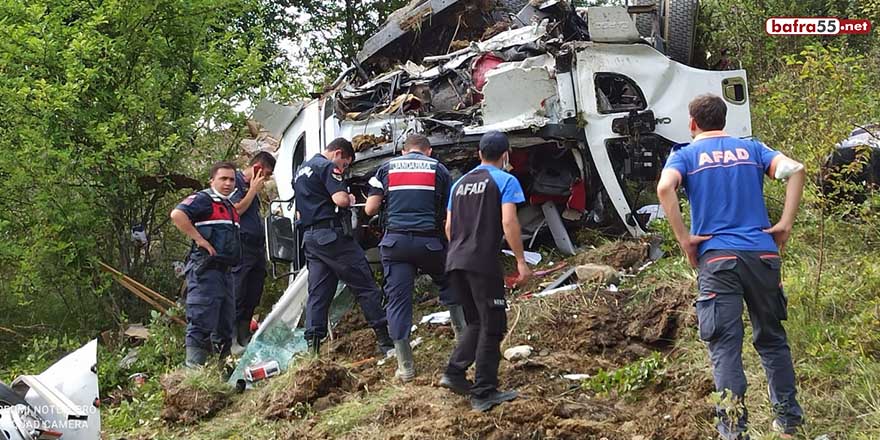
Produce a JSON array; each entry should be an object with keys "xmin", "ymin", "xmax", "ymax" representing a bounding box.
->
[{"xmin": 365, "ymin": 133, "xmax": 466, "ymax": 382}]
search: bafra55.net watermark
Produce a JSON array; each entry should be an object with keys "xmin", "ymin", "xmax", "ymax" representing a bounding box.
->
[{"xmin": 766, "ymin": 17, "xmax": 872, "ymax": 35}]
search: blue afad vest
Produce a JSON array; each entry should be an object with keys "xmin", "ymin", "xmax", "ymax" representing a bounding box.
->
[{"xmin": 190, "ymin": 189, "xmax": 242, "ymax": 268}]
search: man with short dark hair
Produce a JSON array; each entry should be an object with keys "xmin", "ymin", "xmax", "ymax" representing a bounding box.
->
[
  {"xmin": 657, "ymin": 94, "xmax": 805, "ymax": 439},
  {"xmin": 229, "ymin": 151, "xmax": 276, "ymax": 349},
  {"xmin": 439, "ymin": 131, "xmax": 532, "ymax": 412},
  {"xmin": 294, "ymin": 137, "xmax": 393, "ymax": 356},
  {"xmin": 171, "ymin": 162, "xmax": 241, "ymax": 367},
  {"xmin": 364, "ymin": 133, "xmax": 465, "ymax": 382}
]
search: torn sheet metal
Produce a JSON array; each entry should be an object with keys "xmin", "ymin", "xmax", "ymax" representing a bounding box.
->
[
  {"xmin": 480, "ymin": 58, "xmax": 558, "ymax": 129},
  {"xmin": 251, "ymin": 100, "xmax": 305, "ymax": 139},
  {"xmin": 586, "ymin": 6, "xmax": 642, "ymax": 43},
  {"xmin": 357, "ymin": 0, "xmax": 462, "ymax": 63}
]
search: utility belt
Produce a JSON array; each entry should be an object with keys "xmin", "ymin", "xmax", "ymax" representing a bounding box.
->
[{"xmin": 306, "ymin": 211, "xmax": 354, "ymax": 237}]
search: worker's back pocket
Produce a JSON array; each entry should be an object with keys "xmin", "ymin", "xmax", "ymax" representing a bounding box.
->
[
  {"xmin": 698, "ymin": 255, "xmax": 740, "ymax": 295},
  {"xmin": 695, "ymin": 293, "xmax": 718, "ymax": 341},
  {"xmin": 424, "ymin": 239, "xmax": 443, "ymax": 252}
]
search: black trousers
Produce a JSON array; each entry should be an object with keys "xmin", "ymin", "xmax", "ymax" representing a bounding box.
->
[
  {"xmin": 302, "ymin": 227, "xmax": 388, "ymax": 341},
  {"xmin": 444, "ymin": 269, "xmax": 507, "ymax": 398}
]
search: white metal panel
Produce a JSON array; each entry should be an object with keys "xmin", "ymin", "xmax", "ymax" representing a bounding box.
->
[{"xmin": 574, "ymin": 42, "xmax": 752, "ymax": 236}]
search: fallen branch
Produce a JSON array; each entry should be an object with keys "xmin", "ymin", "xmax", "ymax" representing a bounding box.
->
[
  {"xmin": 98, "ymin": 261, "xmax": 177, "ymax": 308},
  {"xmin": 98, "ymin": 261, "xmax": 185, "ymax": 326}
]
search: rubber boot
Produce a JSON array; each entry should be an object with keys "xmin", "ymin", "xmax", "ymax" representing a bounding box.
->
[
  {"xmin": 393, "ymin": 339, "xmax": 415, "ymax": 382},
  {"xmin": 235, "ymin": 320, "xmax": 252, "ymax": 347},
  {"xmin": 447, "ymin": 304, "xmax": 467, "ymax": 343},
  {"xmin": 307, "ymin": 334, "xmax": 321, "ymax": 358},
  {"xmin": 374, "ymin": 326, "xmax": 395, "ymax": 356},
  {"xmin": 185, "ymin": 346, "xmax": 209, "ymax": 368}
]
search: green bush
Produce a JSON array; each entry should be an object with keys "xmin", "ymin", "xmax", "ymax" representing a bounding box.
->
[{"xmin": 582, "ymin": 352, "xmax": 665, "ymax": 396}]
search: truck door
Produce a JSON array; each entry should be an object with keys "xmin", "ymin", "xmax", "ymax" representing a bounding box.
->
[{"xmin": 573, "ymin": 43, "xmax": 751, "ymax": 236}]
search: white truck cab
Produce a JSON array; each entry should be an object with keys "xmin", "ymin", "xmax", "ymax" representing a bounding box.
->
[{"xmin": 261, "ymin": 2, "xmax": 751, "ymax": 272}]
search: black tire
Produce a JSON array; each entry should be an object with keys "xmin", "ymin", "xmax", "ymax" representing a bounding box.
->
[
  {"xmin": 633, "ymin": 0, "xmax": 657, "ymax": 37},
  {"xmin": 663, "ymin": 0, "xmax": 699, "ymax": 65}
]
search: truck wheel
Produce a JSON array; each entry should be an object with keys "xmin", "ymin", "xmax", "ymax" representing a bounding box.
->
[
  {"xmin": 633, "ymin": 0, "xmax": 658, "ymax": 38},
  {"xmin": 663, "ymin": 0, "xmax": 699, "ymax": 65}
]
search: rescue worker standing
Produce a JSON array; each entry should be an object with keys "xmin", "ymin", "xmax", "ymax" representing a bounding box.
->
[
  {"xmin": 294, "ymin": 138, "xmax": 393, "ymax": 356},
  {"xmin": 657, "ymin": 94, "xmax": 805, "ymax": 439},
  {"xmin": 364, "ymin": 134, "xmax": 466, "ymax": 382},
  {"xmin": 229, "ymin": 152, "xmax": 276, "ymax": 349},
  {"xmin": 440, "ymin": 131, "xmax": 532, "ymax": 412},
  {"xmin": 171, "ymin": 162, "xmax": 241, "ymax": 367}
]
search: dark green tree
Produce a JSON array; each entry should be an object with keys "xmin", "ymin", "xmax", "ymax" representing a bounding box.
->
[{"xmin": 0, "ymin": 0, "xmax": 301, "ymax": 348}]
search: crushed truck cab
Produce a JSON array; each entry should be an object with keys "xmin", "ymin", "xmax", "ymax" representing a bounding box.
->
[{"xmin": 262, "ymin": 1, "xmax": 752, "ymax": 269}]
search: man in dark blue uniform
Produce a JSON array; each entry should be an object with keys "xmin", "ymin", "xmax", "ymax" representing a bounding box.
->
[
  {"xmin": 294, "ymin": 137, "xmax": 393, "ymax": 356},
  {"xmin": 229, "ymin": 151, "xmax": 276, "ymax": 349},
  {"xmin": 658, "ymin": 94, "xmax": 805, "ymax": 439},
  {"xmin": 171, "ymin": 162, "xmax": 242, "ymax": 367},
  {"xmin": 440, "ymin": 131, "xmax": 532, "ymax": 412},
  {"xmin": 364, "ymin": 133, "xmax": 465, "ymax": 382}
]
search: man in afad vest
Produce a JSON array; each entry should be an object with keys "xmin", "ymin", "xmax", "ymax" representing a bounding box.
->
[
  {"xmin": 364, "ymin": 133, "xmax": 466, "ymax": 382},
  {"xmin": 440, "ymin": 131, "xmax": 532, "ymax": 412},
  {"xmin": 657, "ymin": 94, "xmax": 805, "ymax": 439},
  {"xmin": 171, "ymin": 161, "xmax": 241, "ymax": 368}
]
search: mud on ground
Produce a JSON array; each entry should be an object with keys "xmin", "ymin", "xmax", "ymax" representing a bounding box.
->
[
  {"xmin": 159, "ymin": 370, "xmax": 232, "ymax": 425},
  {"xmin": 160, "ymin": 241, "xmax": 714, "ymax": 439},
  {"xmin": 271, "ymin": 267, "xmax": 712, "ymax": 439}
]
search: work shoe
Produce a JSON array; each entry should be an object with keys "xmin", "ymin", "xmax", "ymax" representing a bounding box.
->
[
  {"xmin": 393, "ymin": 339, "xmax": 416, "ymax": 382},
  {"xmin": 470, "ymin": 389, "xmax": 519, "ymax": 412},
  {"xmin": 447, "ymin": 305, "xmax": 467, "ymax": 343},
  {"xmin": 771, "ymin": 419, "xmax": 795, "ymax": 439},
  {"xmin": 439, "ymin": 374, "xmax": 473, "ymax": 396},
  {"xmin": 185, "ymin": 346, "xmax": 209, "ymax": 368},
  {"xmin": 374, "ymin": 326, "xmax": 395, "ymax": 356}
]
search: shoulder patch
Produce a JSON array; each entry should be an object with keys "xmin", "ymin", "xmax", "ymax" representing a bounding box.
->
[{"xmin": 180, "ymin": 194, "xmax": 197, "ymax": 206}]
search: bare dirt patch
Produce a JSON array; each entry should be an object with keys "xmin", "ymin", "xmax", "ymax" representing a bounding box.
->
[
  {"xmin": 261, "ymin": 359, "xmax": 358, "ymax": 420},
  {"xmin": 159, "ymin": 370, "xmax": 232, "ymax": 425}
]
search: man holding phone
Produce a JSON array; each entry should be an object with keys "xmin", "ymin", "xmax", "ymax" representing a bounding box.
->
[{"xmin": 230, "ymin": 151, "xmax": 276, "ymax": 349}]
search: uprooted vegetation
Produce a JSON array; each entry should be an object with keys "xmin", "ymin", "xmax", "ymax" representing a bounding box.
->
[{"xmin": 109, "ymin": 239, "xmax": 725, "ymax": 439}]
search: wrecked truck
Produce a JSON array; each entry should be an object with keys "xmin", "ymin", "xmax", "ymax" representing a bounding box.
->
[{"xmin": 259, "ymin": 1, "xmax": 753, "ymax": 272}]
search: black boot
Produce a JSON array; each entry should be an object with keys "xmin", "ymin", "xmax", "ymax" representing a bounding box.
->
[
  {"xmin": 439, "ymin": 374, "xmax": 473, "ymax": 395},
  {"xmin": 373, "ymin": 326, "xmax": 394, "ymax": 356},
  {"xmin": 307, "ymin": 334, "xmax": 321, "ymax": 357},
  {"xmin": 470, "ymin": 389, "xmax": 519, "ymax": 412}
]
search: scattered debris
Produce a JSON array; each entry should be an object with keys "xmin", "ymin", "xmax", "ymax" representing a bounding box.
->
[
  {"xmin": 574, "ymin": 263, "xmax": 621, "ymax": 285},
  {"xmin": 562, "ymin": 374, "xmax": 590, "ymax": 381},
  {"xmin": 502, "ymin": 249, "xmax": 543, "ymax": 265},
  {"xmin": 123, "ymin": 324, "xmax": 150, "ymax": 340},
  {"xmin": 533, "ymin": 284, "xmax": 579, "ymax": 298},
  {"xmin": 352, "ymin": 133, "xmax": 389, "ymax": 152},
  {"xmin": 420, "ymin": 311, "xmax": 451, "ymax": 325},
  {"xmin": 504, "ymin": 345, "xmax": 534, "ymax": 362},
  {"xmin": 118, "ymin": 348, "xmax": 140, "ymax": 369}
]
